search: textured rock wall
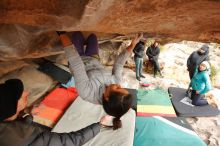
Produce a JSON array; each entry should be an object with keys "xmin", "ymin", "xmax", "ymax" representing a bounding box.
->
[{"xmin": 0, "ymin": 0, "xmax": 220, "ymax": 61}]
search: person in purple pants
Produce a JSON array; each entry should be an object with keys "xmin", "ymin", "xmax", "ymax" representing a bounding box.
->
[{"xmin": 58, "ymin": 31, "xmax": 143, "ymax": 130}]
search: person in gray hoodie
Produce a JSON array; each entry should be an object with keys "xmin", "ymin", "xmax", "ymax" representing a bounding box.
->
[{"xmin": 57, "ymin": 31, "xmax": 143, "ymax": 130}]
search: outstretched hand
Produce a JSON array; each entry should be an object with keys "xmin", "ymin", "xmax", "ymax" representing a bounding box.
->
[
  {"xmin": 127, "ymin": 33, "xmax": 144, "ymax": 53},
  {"xmin": 99, "ymin": 115, "xmax": 113, "ymax": 127},
  {"xmin": 56, "ymin": 31, "xmax": 72, "ymax": 47},
  {"xmin": 131, "ymin": 33, "xmax": 143, "ymax": 47}
]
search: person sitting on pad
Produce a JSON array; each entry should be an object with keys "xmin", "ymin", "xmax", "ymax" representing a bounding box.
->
[
  {"xmin": 0, "ymin": 79, "xmax": 107, "ymax": 146},
  {"xmin": 189, "ymin": 61, "xmax": 212, "ymax": 106},
  {"xmin": 57, "ymin": 31, "xmax": 143, "ymax": 130}
]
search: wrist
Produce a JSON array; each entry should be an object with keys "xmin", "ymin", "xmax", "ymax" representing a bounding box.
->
[
  {"xmin": 56, "ymin": 31, "xmax": 66, "ymax": 36},
  {"xmin": 59, "ymin": 34, "xmax": 72, "ymax": 47}
]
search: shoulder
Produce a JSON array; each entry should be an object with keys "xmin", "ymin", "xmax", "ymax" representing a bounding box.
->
[{"xmin": 203, "ymin": 71, "xmax": 210, "ymax": 78}]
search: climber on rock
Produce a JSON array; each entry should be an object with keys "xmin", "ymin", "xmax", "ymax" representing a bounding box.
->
[{"xmin": 57, "ymin": 31, "xmax": 143, "ymax": 130}]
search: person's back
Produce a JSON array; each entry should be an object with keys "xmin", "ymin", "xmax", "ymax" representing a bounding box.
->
[{"xmin": 187, "ymin": 45, "xmax": 209, "ymax": 79}]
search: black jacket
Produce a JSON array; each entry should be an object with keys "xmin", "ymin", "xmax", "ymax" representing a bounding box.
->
[
  {"xmin": 146, "ymin": 45, "xmax": 160, "ymax": 61},
  {"xmin": 0, "ymin": 117, "xmax": 100, "ymax": 146},
  {"xmin": 133, "ymin": 41, "xmax": 145, "ymax": 58},
  {"xmin": 187, "ymin": 48, "xmax": 209, "ymax": 78}
]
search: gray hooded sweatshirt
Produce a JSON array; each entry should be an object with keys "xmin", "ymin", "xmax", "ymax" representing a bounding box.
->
[{"xmin": 64, "ymin": 45, "xmax": 130, "ymax": 104}]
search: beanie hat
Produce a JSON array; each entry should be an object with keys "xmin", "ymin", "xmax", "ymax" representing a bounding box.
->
[
  {"xmin": 201, "ymin": 61, "xmax": 210, "ymax": 70},
  {"xmin": 0, "ymin": 79, "xmax": 24, "ymax": 121}
]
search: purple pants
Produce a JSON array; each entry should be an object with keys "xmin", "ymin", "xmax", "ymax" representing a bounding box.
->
[{"xmin": 71, "ymin": 31, "xmax": 99, "ymax": 56}]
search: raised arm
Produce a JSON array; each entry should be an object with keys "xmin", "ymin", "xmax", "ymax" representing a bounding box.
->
[
  {"xmin": 112, "ymin": 34, "xmax": 143, "ymax": 80},
  {"xmin": 28, "ymin": 115, "xmax": 111, "ymax": 146},
  {"xmin": 57, "ymin": 32, "xmax": 95, "ymax": 102}
]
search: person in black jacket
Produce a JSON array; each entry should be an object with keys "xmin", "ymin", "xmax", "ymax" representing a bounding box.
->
[
  {"xmin": 133, "ymin": 40, "xmax": 146, "ymax": 81},
  {"xmin": 186, "ymin": 44, "xmax": 209, "ymax": 95},
  {"xmin": 187, "ymin": 44, "xmax": 209, "ymax": 79},
  {"xmin": 146, "ymin": 41, "xmax": 163, "ymax": 78},
  {"xmin": 0, "ymin": 79, "xmax": 106, "ymax": 146}
]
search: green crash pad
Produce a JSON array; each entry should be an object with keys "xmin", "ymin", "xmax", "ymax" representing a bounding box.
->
[{"xmin": 134, "ymin": 117, "xmax": 206, "ymax": 146}]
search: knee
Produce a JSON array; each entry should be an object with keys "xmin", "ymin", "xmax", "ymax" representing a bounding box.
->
[
  {"xmin": 192, "ymin": 99, "xmax": 205, "ymax": 106},
  {"xmin": 192, "ymin": 100, "xmax": 199, "ymax": 106},
  {"xmin": 88, "ymin": 33, "xmax": 97, "ymax": 40},
  {"xmin": 72, "ymin": 31, "xmax": 83, "ymax": 37}
]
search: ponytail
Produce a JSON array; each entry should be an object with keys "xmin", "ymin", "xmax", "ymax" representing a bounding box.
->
[
  {"xmin": 113, "ymin": 117, "xmax": 122, "ymax": 130},
  {"xmin": 103, "ymin": 91, "xmax": 132, "ymax": 130}
]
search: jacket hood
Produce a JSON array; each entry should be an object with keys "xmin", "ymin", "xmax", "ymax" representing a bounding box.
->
[{"xmin": 199, "ymin": 44, "xmax": 209, "ymax": 55}]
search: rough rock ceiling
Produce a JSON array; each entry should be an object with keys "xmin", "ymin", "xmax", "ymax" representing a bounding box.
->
[{"xmin": 0, "ymin": 0, "xmax": 220, "ymax": 61}]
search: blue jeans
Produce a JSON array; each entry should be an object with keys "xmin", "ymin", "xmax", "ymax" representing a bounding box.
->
[{"xmin": 134, "ymin": 57, "xmax": 143, "ymax": 78}]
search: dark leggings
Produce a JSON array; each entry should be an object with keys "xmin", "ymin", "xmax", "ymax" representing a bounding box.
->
[
  {"xmin": 71, "ymin": 31, "xmax": 98, "ymax": 56},
  {"xmin": 191, "ymin": 90, "xmax": 208, "ymax": 106}
]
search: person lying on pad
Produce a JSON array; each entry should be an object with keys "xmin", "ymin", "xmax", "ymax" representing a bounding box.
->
[
  {"xmin": 0, "ymin": 79, "xmax": 108, "ymax": 146},
  {"xmin": 57, "ymin": 31, "xmax": 143, "ymax": 130},
  {"xmin": 189, "ymin": 61, "xmax": 212, "ymax": 106}
]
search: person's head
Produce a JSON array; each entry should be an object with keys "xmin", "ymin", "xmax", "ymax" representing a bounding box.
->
[
  {"xmin": 198, "ymin": 44, "xmax": 209, "ymax": 55},
  {"xmin": 0, "ymin": 79, "xmax": 28, "ymax": 122},
  {"xmin": 140, "ymin": 38, "xmax": 147, "ymax": 45},
  {"xmin": 199, "ymin": 61, "xmax": 210, "ymax": 72},
  {"xmin": 153, "ymin": 40, "xmax": 159, "ymax": 48},
  {"xmin": 102, "ymin": 84, "xmax": 133, "ymax": 130}
]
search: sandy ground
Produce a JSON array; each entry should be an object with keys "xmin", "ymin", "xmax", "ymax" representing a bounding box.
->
[{"xmin": 120, "ymin": 41, "xmax": 220, "ymax": 146}]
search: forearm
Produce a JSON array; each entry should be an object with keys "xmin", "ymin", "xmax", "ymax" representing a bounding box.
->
[
  {"xmin": 30, "ymin": 123, "xmax": 101, "ymax": 146},
  {"xmin": 64, "ymin": 46, "xmax": 94, "ymax": 100},
  {"xmin": 112, "ymin": 49, "xmax": 130, "ymax": 79},
  {"xmin": 146, "ymin": 50, "xmax": 153, "ymax": 58},
  {"xmin": 127, "ymin": 43, "xmax": 136, "ymax": 53},
  {"xmin": 68, "ymin": 122, "xmax": 101, "ymax": 145},
  {"xmin": 64, "ymin": 46, "xmax": 89, "ymax": 80}
]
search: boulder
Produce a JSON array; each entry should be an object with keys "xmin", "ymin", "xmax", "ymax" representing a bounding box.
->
[{"xmin": 0, "ymin": 0, "xmax": 220, "ymax": 60}]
